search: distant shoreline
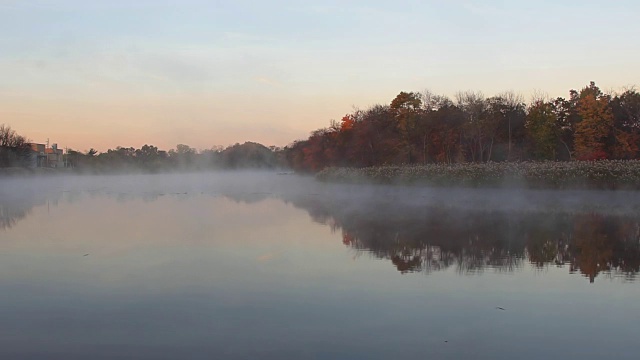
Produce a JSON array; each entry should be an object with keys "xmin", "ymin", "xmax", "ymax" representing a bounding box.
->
[
  {"xmin": 316, "ymin": 160, "xmax": 640, "ymax": 190},
  {"xmin": 0, "ymin": 167, "xmax": 65, "ymax": 177},
  {"xmin": 6, "ymin": 161, "xmax": 640, "ymax": 191},
  {"xmin": 0, "ymin": 167, "xmax": 291, "ymax": 177}
]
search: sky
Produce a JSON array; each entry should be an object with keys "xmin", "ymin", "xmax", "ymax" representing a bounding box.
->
[{"xmin": 1, "ymin": 0, "xmax": 640, "ymax": 152}]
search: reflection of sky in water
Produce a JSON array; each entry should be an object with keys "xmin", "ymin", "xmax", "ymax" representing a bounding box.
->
[{"xmin": 0, "ymin": 174, "xmax": 639, "ymax": 359}]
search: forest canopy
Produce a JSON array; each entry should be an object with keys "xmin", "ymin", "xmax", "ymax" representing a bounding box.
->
[{"xmin": 285, "ymin": 82, "xmax": 640, "ymax": 172}]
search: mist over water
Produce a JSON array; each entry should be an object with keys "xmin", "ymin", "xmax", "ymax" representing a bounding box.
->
[
  {"xmin": 6, "ymin": 171, "xmax": 640, "ymax": 214},
  {"xmin": 1, "ymin": 173, "xmax": 640, "ymax": 359}
]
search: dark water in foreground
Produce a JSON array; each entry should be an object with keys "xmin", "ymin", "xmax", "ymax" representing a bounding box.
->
[{"xmin": 1, "ymin": 173, "xmax": 639, "ymax": 359}]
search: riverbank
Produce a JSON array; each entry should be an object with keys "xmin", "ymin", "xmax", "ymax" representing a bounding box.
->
[
  {"xmin": 0, "ymin": 166, "xmax": 293, "ymax": 178},
  {"xmin": 316, "ymin": 160, "xmax": 640, "ymax": 190},
  {"xmin": 0, "ymin": 167, "xmax": 67, "ymax": 177}
]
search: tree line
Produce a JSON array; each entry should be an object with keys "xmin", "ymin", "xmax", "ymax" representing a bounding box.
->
[
  {"xmin": 0, "ymin": 125, "xmax": 286, "ymax": 171},
  {"xmin": 66, "ymin": 142, "xmax": 286, "ymax": 172},
  {"xmin": 4, "ymin": 81, "xmax": 640, "ymax": 172},
  {"xmin": 0, "ymin": 124, "xmax": 31, "ymax": 167},
  {"xmin": 284, "ymin": 82, "xmax": 640, "ymax": 172}
]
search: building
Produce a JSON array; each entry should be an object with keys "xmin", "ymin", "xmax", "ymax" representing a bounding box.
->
[
  {"xmin": 28, "ymin": 143, "xmax": 46, "ymax": 168},
  {"xmin": 28, "ymin": 142, "xmax": 65, "ymax": 168},
  {"xmin": 45, "ymin": 144, "xmax": 64, "ymax": 168}
]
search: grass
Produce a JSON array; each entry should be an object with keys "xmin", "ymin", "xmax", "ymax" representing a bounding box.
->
[{"xmin": 316, "ymin": 160, "xmax": 640, "ymax": 190}]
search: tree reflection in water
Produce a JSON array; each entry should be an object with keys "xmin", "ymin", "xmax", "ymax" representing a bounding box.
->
[
  {"xmin": 0, "ymin": 203, "xmax": 32, "ymax": 230},
  {"xmin": 285, "ymin": 195, "xmax": 640, "ymax": 283},
  {"xmin": 0, "ymin": 192, "xmax": 48, "ymax": 230},
  {"xmin": 3, "ymin": 178, "xmax": 639, "ymax": 283}
]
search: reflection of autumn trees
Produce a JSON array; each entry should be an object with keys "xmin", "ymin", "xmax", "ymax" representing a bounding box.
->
[
  {"xmin": 335, "ymin": 208, "xmax": 526, "ymax": 275},
  {"xmin": 568, "ymin": 215, "xmax": 640, "ymax": 282},
  {"xmin": 526, "ymin": 214, "xmax": 640, "ymax": 282},
  {"xmin": 570, "ymin": 215, "xmax": 613, "ymax": 282},
  {"xmin": 525, "ymin": 216, "xmax": 572, "ymax": 267},
  {"xmin": 4, "ymin": 183, "xmax": 639, "ymax": 283},
  {"xmin": 287, "ymin": 196, "xmax": 640, "ymax": 282}
]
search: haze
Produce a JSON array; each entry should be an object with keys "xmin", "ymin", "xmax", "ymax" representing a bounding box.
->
[{"xmin": 2, "ymin": 0, "xmax": 640, "ymax": 151}]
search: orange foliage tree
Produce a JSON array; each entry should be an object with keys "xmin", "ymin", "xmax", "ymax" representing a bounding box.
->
[{"xmin": 574, "ymin": 82, "xmax": 614, "ymax": 160}]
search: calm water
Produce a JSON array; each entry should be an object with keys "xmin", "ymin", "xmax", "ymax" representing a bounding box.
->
[{"xmin": 1, "ymin": 173, "xmax": 639, "ymax": 359}]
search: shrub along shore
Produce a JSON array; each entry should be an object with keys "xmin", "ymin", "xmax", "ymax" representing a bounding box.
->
[{"xmin": 316, "ymin": 160, "xmax": 640, "ymax": 190}]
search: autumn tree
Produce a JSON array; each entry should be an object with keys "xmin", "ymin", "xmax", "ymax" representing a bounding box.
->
[
  {"xmin": 284, "ymin": 140, "xmax": 309, "ymax": 172},
  {"xmin": 300, "ymin": 128, "xmax": 336, "ymax": 171},
  {"xmin": 347, "ymin": 105, "xmax": 399, "ymax": 166},
  {"xmin": 421, "ymin": 92, "xmax": 464, "ymax": 163},
  {"xmin": 390, "ymin": 91, "xmax": 423, "ymax": 163},
  {"xmin": 457, "ymin": 91, "xmax": 495, "ymax": 162},
  {"xmin": 320, "ymin": 114, "xmax": 359, "ymax": 166},
  {"xmin": 574, "ymin": 82, "xmax": 614, "ymax": 160}
]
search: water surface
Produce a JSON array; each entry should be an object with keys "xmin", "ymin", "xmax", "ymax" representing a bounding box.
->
[{"xmin": 1, "ymin": 173, "xmax": 639, "ymax": 359}]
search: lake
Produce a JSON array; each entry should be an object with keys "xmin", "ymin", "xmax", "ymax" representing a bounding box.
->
[{"xmin": 1, "ymin": 173, "xmax": 639, "ymax": 359}]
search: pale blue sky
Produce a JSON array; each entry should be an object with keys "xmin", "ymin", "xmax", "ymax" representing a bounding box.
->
[{"xmin": 1, "ymin": 0, "xmax": 639, "ymax": 150}]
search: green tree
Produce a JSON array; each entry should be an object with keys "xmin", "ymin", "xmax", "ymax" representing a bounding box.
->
[
  {"xmin": 135, "ymin": 144, "xmax": 164, "ymax": 171},
  {"xmin": 610, "ymin": 89, "xmax": 640, "ymax": 159},
  {"xmin": 526, "ymin": 100, "xmax": 559, "ymax": 159},
  {"xmin": 169, "ymin": 144, "xmax": 197, "ymax": 169}
]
